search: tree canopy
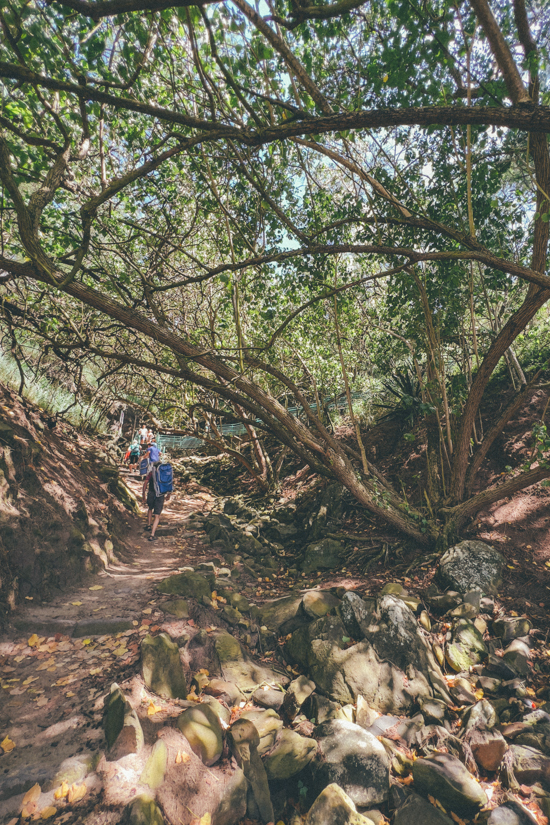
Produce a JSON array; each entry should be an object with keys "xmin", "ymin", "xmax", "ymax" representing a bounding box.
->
[{"xmin": 1, "ymin": 0, "xmax": 550, "ymax": 546}]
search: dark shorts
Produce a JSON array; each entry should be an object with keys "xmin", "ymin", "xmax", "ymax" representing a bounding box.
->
[{"xmin": 146, "ymin": 489, "xmax": 165, "ymax": 516}]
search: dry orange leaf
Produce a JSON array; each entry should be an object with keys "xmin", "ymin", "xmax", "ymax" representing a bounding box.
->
[
  {"xmin": 54, "ymin": 781, "xmax": 69, "ymax": 800},
  {"xmin": 175, "ymin": 750, "xmax": 190, "ymax": 764},
  {"xmin": 27, "ymin": 634, "xmax": 39, "ymax": 648},
  {"xmin": 67, "ymin": 782, "xmax": 86, "ymax": 804},
  {"xmin": 1, "ymin": 736, "xmax": 15, "ymax": 754},
  {"xmin": 147, "ymin": 701, "xmax": 162, "ymax": 716}
]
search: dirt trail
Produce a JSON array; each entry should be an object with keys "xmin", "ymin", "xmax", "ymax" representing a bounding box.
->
[{"xmin": 0, "ymin": 470, "xmax": 216, "ymax": 823}]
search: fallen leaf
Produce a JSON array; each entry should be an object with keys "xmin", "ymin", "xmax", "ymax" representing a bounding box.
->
[
  {"xmin": 89, "ymin": 668, "xmax": 101, "ymax": 676},
  {"xmin": 40, "ymin": 806, "xmax": 57, "ymax": 819},
  {"xmin": 1, "ymin": 735, "xmax": 15, "ymax": 753},
  {"xmin": 23, "ymin": 677, "xmax": 38, "ymax": 686},
  {"xmin": 147, "ymin": 701, "xmax": 162, "ymax": 716},
  {"xmin": 88, "ymin": 585, "xmax": 103, "ymax": 591},
  {"xmin": 113, "ymin": 646, "xmax": 128, "ymax": 657},
  {"xmin": 142, "ymin": 608, "xmax": 152, "ymax": 615},
  {"xmin": 70, "ymin": 602, "xmax": 83, "ymax": 606},
  {"xmin": 54, "ymin": 781, "xmax": 69, "ymax": 800},
  {"xmin": 175, "ymin": 750, "xmax": 190, "ymax": 764},
  {"xmin": 21, "ymin": 783, "xmax": 41, "ymax": 808},
  {"xmin": 67, "ymin": 782, "xmax": 86, "ymax": 804},
  {"xmin": 27, "ymin": 634, "xmax": 39, "ymax": 648}
]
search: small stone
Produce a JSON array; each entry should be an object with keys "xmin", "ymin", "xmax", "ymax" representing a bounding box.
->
[
  {"xmin": 338, "ymin": 591, "xmax": 373, "ymax": 639},
  {"xmin": 263, "ymin": 729, "xmax": 317, "ymax": 779},
  {"xmin": 394, "ymin": 792, "xmax": 454, "ymax": 825},
  {"xmin": 468, "ymin": 726, "xmax": 507, "ymax": 772},
  {"xmin": 487, "ymin": 800, "xmax": 539, "ymax": 824},
  {"xmin": 380, "ymin": 582, "xmax": 407, "ymax": 596},
  {"xmin": 419, "ymin": 611, "xmax": 431, "ymax": 631},
  {"xmin": 229, "ymin": 593, "xmax": 250, "ymax": 612},
  {"xmin": 162, "ymin": 599, "xmax": 189, "ymax": 618},
  {"xmin": 252, "ymin": 687, "xmax": 284, "ymax": 711},
  {"xmin": 446, "ymin": 618, "xmax": 487, "ymax": 672},
  {"xmin": 157, "ymin": 570, "xmax": 213, "ymax": 599},
  {"xmin": 241, "ymin": 708, "xmax": 283, "ymax": 754},
  {"xmin": 305, "ymin": 783, "xmax": 376, "ymax": 825},
  {"xmin": 176, "ymin": 704, "xmax": 223, "ymax": 766},
  {"xmin": 493, "ymin": 617, "xmax": 532, "ymax": 642},
  {"xmin": 301, "ymin": 539, "xmax": 344, "ymax": 574},
  {"xmin": 463, "ymin": 699, "xmax": 499, "ymax": 733},
  {"xmin": 140, "ymin": 740, "xmax": 168, "ymax": 790},
  {"xmin": 103, "ymin": 684, "xmax": 144, "ymax": 757},
  {"xmin": 282, "ymin": 675, "xmax": 316, "ymax": 720},
  {"xmin": 450, "ymin": 677, "xmax": 477, "ymax": 706},
  {"xmin": 302, "ymin": 590, "xmax": 341, "ymax": 619},
  {"xmin": 229, "ymin": 719, "xmax": 273, "ymax": 824},
  {"xmin": 141, "ymin": 633, "xmax": 187, "ymax": 700},
  {"xmin": 413, "ymin": 752, "xmax": 487, "ymax": 817},
  {"xmin": 124, "ymin": 795, "xmax": 164, "ymax": 825}
]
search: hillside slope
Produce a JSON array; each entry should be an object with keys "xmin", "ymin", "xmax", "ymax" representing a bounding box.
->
[{"xmin": 0, "ymin": 382, "xmax": 138, "ymax": 623}]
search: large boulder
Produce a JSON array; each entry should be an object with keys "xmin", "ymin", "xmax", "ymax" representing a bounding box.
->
[
  {"xmin": 301, "ymin": 539, "xmax": 344, "ymax": 574},
  {"xmin": 258, "ymin": 593, "xmax": 303, "ymax": 632},
  {"xmin": 141, "ymin": 633, "xmax": 187, "ymax": 700},
  {"xmin": 287, "ymin": 596, "xmax": 449, "ymax": 713},
  {"xmin": 305, "ymin": 784, "xmax": 377, "ymax": 825},
  {"xmin": 487, "ymin": 800, "xmax": 539, "ymax": 825},
  {"xmin": 215, "ymin": 632, "xmax": 288, "ymax": 691},
  {"xmin": 437, "ymin": 541, "xmax": 504, "ymax": 595},
  {"xmin": 413, "ymin": 752, "xmax": 488, "ymax": 818},
  {"xmin": 311, "ymin": 720, "xmax": 390, "ymax": 807},
  {"xmin": 338, "ymin": 592, "xmax": 374, "ymax": 639}
]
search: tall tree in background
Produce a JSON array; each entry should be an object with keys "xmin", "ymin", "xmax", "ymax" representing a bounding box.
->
[{"xmin": 0, "ymin": 0, "xmax": 549, "ymax": 546}]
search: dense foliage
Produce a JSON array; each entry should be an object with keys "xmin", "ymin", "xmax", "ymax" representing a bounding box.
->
[{"xmin": 1, "ymin": 0, "xmax": 550, "ymax": 545}]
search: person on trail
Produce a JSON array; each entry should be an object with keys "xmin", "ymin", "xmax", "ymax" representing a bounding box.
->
[
  {"xmin": 146, "ymin": 428, "xmax": 154, "ymax": 445},
  {"xmin": 146, "ymin": 436, "xmax": 160, "ymax": 464},
  {"xmin": 128, "ymin": 439, "xmax": 140, "ymax": 472},
  {"xmin": 142, "ymin": 462, "xmax": 170, "ymax": 540},
  {"xmin": 139, "ymin": 425, "xmax": 148, "ymax": 446}
]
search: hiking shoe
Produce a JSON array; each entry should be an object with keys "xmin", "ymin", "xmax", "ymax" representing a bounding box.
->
[
  {"xmin": 148, "ymin": 535, "xmax": 157, "ymax": 542},
  {"xmin": 144, "ymin": 525, "xmax": 151, "ymax": 531}
]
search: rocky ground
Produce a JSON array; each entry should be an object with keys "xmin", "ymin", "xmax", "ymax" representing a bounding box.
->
[{"xmin": 1, "ymin": 454, "xmax": 550, "ymax": 825}]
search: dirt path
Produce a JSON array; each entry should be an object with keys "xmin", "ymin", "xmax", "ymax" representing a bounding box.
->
[{"xmin": 0, "ymin": 471, "xmax": 216, "ymax": 823}]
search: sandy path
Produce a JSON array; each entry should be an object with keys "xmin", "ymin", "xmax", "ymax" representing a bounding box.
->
[{"xmin": 0, "ymin": 471, "xmax": 215, "ymax": 823}]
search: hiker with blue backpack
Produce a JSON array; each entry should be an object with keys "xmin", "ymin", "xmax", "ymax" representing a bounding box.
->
[{"xmin": 141, "ymin": 449, "xmax": 174, "ymax": 541}]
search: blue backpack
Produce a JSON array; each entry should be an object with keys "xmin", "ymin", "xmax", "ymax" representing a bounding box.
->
[
  {"xmin": 154, "ymin": 462, "xmax": 173, "ymax": 495},
  {"xmin": 139, "ymin": 457, "xmax": 149, "ymax": 476}
]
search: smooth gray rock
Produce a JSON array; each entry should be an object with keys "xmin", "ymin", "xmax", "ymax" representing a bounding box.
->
[
  {"xmin": 141, "ymin": 633, "xmax": 187, "ymax": 700},
  {"xmin": 263, "ymin": 729, "xmax": 317, "ymax": 779},
  {"xmin": 258, "ymin": 593, "xmax": 303, "ymax": 631},
  {"xmin": 311, "ymin": 719, "xmax": 390, "ymax": 807},
  {"xmin": 413, "ymin": 752, "xmax": 487, "ymax": 817},
  {"xmin": 252, "ymin": 687, "xmax": 284, "ymax": 711},
  {"xmin": 437, "ymin": 541, "xmax": 504, "ymax": 595},
  {"xmin": 487, "ymin": 800, "xmax": 539, "ymax": 824},
  {"xmin": 467, "ymin": 726, "xmax": 507, "ymax": 772},
  {"xmin": 241, "ymin": 708, "xmax": 283, "ymax": 754},
  {"xmin": 305, "ymin": 784, "xmax": 376, "ymax": 825},
  {"xmin": 177, "ymin": 704, "xmax": 223, "ymax": 766},
  {"xmin": 393, "ymin": 792, "xmax": 454, "ymax": 825}
]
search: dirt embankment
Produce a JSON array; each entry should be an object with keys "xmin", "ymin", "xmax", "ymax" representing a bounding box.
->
[{"xmin": 0, "ymin": 383, "xmax": 139, "ymax": 623}]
